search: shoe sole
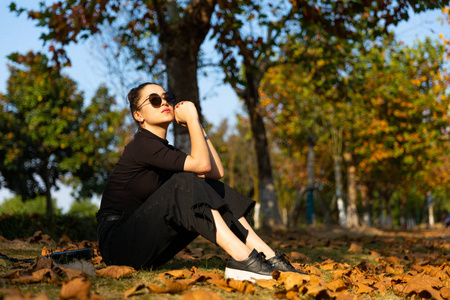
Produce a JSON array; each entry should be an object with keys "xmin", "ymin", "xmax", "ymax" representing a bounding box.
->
[{"xmin": 224, "ymin": 267, "xmax": 273, "ymax": 282}]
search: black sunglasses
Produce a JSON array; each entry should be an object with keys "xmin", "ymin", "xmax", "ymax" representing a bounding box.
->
[{"xmin": 137, "ymin": 92, "xmax": 176, "ymax": 110}]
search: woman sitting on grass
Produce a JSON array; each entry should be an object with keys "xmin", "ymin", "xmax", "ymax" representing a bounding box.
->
[{"xmin": 96, "ymin": 82, "xmax": 304, "ymax": 281}]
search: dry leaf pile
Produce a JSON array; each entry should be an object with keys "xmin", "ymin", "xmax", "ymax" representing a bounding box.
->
[{"xmin": 0, "ymin": 227, "xmax": 449, "ymax": 299}]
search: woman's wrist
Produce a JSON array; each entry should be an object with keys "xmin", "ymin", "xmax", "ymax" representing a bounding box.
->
[{"xmin": 185, "ymin": 115, "xmax": 200, "ymax": 127}]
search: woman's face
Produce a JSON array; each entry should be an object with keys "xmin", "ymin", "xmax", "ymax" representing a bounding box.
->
[{"xmin": 133, "ymin": 84, "xmax": 175, "ymax": 128}]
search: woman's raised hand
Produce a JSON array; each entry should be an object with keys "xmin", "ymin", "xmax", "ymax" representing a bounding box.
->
[{"xmin": 174, "ymin": 101, "xmax": 199, "ymax": 127}]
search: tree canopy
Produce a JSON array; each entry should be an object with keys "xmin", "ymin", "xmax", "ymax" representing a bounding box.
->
[{"xmin": 0, "ymin": 51, "xmax": 127, "ymax": 216}]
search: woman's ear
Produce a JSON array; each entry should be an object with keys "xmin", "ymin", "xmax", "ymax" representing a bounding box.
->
[{"xmin": 133, "ymin": 110, "xmax": 144, "ymax": 124}]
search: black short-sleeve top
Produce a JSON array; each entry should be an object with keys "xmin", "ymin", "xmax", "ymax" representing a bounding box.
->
[{"xmin": 98, "ymin": 128, "xmax": 187, "ymax": 214}]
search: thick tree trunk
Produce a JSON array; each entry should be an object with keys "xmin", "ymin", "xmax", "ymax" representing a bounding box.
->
[
  {"xmin": 158, "ymin": 1, "xmax": 215, "ymax": 151},
  {"xmin": 244, "ymin": 75, "xmax": 283, "ymax": 230},
  {"xmin": 42, "ymin": 165, "xmax": 53, "ymax": 218},
  {"xmin": 45, "ymin": 188, "xmax": 53, "ymax": 218},
  {"xmin": 344, "ymin": 151, "xmax": 359, "ymax": 228},
  {"xmin": 306, "ymin": 136, "xmax": 316, "ymax": 225},
  {"xmin": 161, "ymin": 37, "xmax": 202, "ymax": 151}
]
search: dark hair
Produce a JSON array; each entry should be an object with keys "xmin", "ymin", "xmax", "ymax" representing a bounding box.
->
[{"xmin": 127, "ymin": 82, "xmax": 158, "ymax": 127}]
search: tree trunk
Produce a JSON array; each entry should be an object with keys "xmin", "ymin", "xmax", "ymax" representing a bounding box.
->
[
  {"xmin": 243, "ymin": 74, "xmax": 283, "ymax": 230},
  {"xmin": 378, "ymin": 189, "xmax": 393, "ymax": 227},
  {"xmin": 427, "ymin": 191, "xmax": 435, "ymax": 227},
  {"xmin": 288, "ymin": 187, "xmax": 306, "ymax": 227},
  {"xmin": 399, "ymin": 191, "xmax": 407, "ymax": 229},
  {"xmin": 385, "ymin": 197, "xmax": 392, "ymax": 228},
  {"xmin": 344, "ymin": 151, "xmax": 359, "ymax": 228},
  {"xmin": 379, "ymin": 197, "xmax": 385, "ymax": 227},
  {"xmin": 161, "ymin": 37, "xmax": 202, "ymax": 151},
  {"xmin": 158, "ymin": 1, "xmax": 215, "ymax": 151},
  {"xmin": 333, "ymin": 153, "xmax": 347, "ymax": 227},
  {"xmin": 331, "ymin": 128, "xmax": 346, "ymax": 227},
  {"xmin": 306, "ymin": 136, "xmax": 316, "ymax": 225},
  {"xmin": 42, "ymin": 163, "xmax": 54, "ymax": 218},
  {"xmin": 360, "ymin": 183, "xmax": 371, "ymax": 227},
  {"xmin": 45, "ymin": 187, "xmax": 53, "ymax": 218}
]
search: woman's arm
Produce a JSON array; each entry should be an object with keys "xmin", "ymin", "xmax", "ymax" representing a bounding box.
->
[{"xmin": 175, "ymin": 101, "xmax": 211, "ymax": 175}]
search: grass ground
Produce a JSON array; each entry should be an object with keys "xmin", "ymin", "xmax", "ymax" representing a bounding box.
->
[{"xmin": 0, "ymin": 225, "xmax": 449, "ymax": 299}]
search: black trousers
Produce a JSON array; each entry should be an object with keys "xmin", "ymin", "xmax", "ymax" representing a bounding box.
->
[{"xmin": 97, "ymin": 172, "xmax": 255, "ymax": 269}]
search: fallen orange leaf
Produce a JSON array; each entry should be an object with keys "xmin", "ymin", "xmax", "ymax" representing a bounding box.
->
[
  {"xmin": 180, "ymin": 289, "xmax": 224, "ymax": 300},
  {"xmin": 254, "ymin": 278, "xmax": 277, "ymax": 290},
  {"xmin": 164, "ymin": 279, "xmax": 191, "ymax": 294},
  {"xmin": 26, "ymin": 231, "xmax": 55, "ymax": 246},
  {"xmin": 124, "ymin": 282, "xmax": 184, "ymax": 298},
  {"xmin": 41, "ymin": 246, "xmax": 51, "ymax": 256},
  {"xmin": 59, "ymin": 278, "xmax": 91, "ymax": 300},
  {"xmin": 194, "ymin": 271, "xmax": 223, "ymax": 281},
  {"xmin": 440, "ymin": 287, "xmax": 450, "ymax": 299},
  {"xmin": 174, "ymin": 252, "xmax": 197, "ymax": 261},
  {"xmin": 207, "ymin": 278, "xmax": 235, "ymax": 292},
  {"xmin": 320, "ymin": 262, "xmax": 338, "ymax": 271},
  {"xmin": 369, "ymin": 250, "xmax": 381, "ymax": 257},
  {"xmin": 300, "ymin": 283, "xmax": 329, "ymax": 297},
  {"xmin": 280, "ymin": 272, "xmax": 311, "ymax": 290},
  {"xmin": 95, "ymin": 265, "xmax": 136, "ymax": 279},
  {"xmin": 300, "ymin": 265, "xmax": 322, "ymax": 276},
  {"xmin": 290, "ymin": 251, "xmax": 310, "ymax": 262},
  {"xmin": 1, "ymin": 269, "xmax": 21, "ymax": 280},
  {"xmin": 124, "ymin": 284, "xmax": 150, "ymax": 298},
  {"xmin": 226, "ymin": 278, "xmax": 256, "ymax": 294},
  {"xmin": 31, "ymin": 268, "xmax": 59, "ymax": 283},
  {"xmin": 331, "ymin": 291, "xmax": 360, "ymax": 300},
  {"xmin": 348, "ymin": 242, "xmax": 364, "ymax": 252},
  {"xmin": 91, "ymin": 256, "xmax": 103, "ymax": 265},
  {"xmin": 370, "ymin": 281, "xmax": 387, "ymax": 296},
  {"xmin": 385, "ymin": 256, "xmax": 401, "ymax": 264},
  {"xmin": 201, "ymin": 253, "xmax": 228, "ymax": 261},
  {"xmin": 59, "ymin": 266, "xmax": 88, "ymax": 280},
  {"xmin": 402, "ymin": 276, "xmax": 443, "ymax": 299},
  {"xmin": 207, "ymin": 278, "xmax": 256, "ymax": 294},
  {"xmin": 354, "ymin": 283, "xmax": 374, "ymax": 294},
  {"xmin": 326, "ymin": 279, "xmax": 347, "ymax": 292},
  {"xmin": 162, "ymin": 269, "xmax": 193, "ymax": 279}
]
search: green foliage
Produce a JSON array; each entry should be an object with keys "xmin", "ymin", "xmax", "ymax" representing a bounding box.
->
[
  {"xmin": 67, "ymin": 199, "xmax": 99, "ymax": 218},
  {"xmin": 0, "ymin": 213, "xmax": 97, "ymax": 241},
  {"xmin": 0, "ymin": 197, "xmax": 97, "ymax": 241},
  {"xmin": 0, "ymin": 196, "xmax": 61, "ymax": 216},
  {"xmin": 0, "ymin": 51, "xmax": 127, "ymax": 215}
]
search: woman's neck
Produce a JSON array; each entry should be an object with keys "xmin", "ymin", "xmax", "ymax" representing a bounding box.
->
[{"xmin": 142, "ymin": 124, "xmax": 167, "ymax": 140}]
